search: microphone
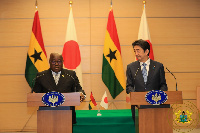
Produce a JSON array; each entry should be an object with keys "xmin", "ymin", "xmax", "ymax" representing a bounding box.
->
[
  {"xmin": 134, "ymin": 67, "xmax": 140, "ymax": 80},
  {"xmin": 62, "ymin": 73, "xmax": 76, "ymax": 92},
  {"xmin": 62, "ymin": 73, "xmax": 75, "ymax": 81},
  {"xmin": 129, "ymin": 67, "xmax": 140, "ymax": 93},
  {"xmin": 166, "ymin": 67, "xmax": 178, "ymax": 91},
  {"xmin": 31, "ymin": 73, "xmax": 45, "ymax": 93},
  {"xmin": 63, "ymin": 72, "xmax": 86, "ymax": 100}
]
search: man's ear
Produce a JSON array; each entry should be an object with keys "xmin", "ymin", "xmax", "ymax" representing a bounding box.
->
[{"xmin": 145, "ymin": 49, "xmax": 149, "ymax": 55}]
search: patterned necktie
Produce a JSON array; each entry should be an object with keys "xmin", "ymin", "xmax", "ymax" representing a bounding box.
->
[
  {"xmin": 54, "ymin": 73, "xmax": 59, "ymax": 85},
  {"xmin": 142, "ymin": 63, "xmax": 147, "ymax": 84}
]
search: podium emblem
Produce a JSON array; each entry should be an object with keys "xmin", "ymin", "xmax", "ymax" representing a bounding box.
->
[
  {"xmin": 42, "ymin": 91, "xmax": 65, "ymax": 107},
  {"xmin": 145, "ymin": 90, "xmax": 168, "ymax": 105}
]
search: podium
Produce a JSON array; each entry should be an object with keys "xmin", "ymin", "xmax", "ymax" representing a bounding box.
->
[
  {"xmin": 130, "ymin": 91, "xmax": 183, "ymax": 133},
  {"xmin": 27, "ymin": 92, "xmax": 80, "ymax": 133}
]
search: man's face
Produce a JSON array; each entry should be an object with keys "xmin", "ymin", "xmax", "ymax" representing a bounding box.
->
[
  {"xmin": 49, "ymin": 54, "xmax": 63, "ymax": 73},
  {"xmin": 133, "ymin": 45, "xmax": 149, "ymax": 62}
]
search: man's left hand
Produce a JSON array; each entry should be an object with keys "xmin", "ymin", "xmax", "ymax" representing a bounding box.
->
[{"xmin": 80, "ymin": 92, "xmax": 86, "ymax": 102}]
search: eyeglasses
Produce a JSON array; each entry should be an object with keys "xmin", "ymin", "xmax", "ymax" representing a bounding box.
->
[{"xmin": 51, "ymin": 60, "xmax": 63, "ymax": 65}]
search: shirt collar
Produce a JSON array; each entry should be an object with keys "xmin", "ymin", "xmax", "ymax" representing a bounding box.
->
[
  {"xmin": 51, "ymin": 70, "xmax": 61, "ymax": 75},
  {"xmin": 140, "ymin": 58, "xmax": 150, "ymax": 66}
]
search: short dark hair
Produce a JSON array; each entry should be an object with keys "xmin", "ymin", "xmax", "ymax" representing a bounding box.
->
[
  {"xmin": 132, "ymin": 39, "xmax": 150, "ymax": 56},
  {"xmin": 50, "ymin": 53, "xmax": 63, "ymax": 61}
]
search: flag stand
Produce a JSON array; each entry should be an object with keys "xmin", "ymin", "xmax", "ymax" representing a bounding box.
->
[{"xmin": 97, "ymin": 105, "xmax": 102, "ymax": 116}]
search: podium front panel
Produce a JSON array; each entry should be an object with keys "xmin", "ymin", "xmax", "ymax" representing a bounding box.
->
[{"xmin": 37, "ymin": 110, "xmax": 72, "ymax": 133}]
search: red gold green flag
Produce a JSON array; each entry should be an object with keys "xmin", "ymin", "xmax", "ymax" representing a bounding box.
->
[
  {"xmin": 89, "ymin": 92, "xmax": 97, "ymax": 110},
  {"xmin": 102, "ymin": 7, "xmax": 126, "ymax": 99},
  {"xmin": 25, "ymin": 10, "xmax": 49, "ymax": 89}
]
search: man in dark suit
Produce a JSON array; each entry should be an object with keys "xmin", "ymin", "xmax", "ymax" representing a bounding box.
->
[
  {"xmin": 126, "ymin": 39, "xmax": 168, "ymax": 123},
  {"xmin": 32, "ymin": 52, "xmax": 86, "ymax": 124}
]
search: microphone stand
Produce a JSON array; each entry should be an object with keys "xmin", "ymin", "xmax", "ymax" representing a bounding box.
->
[{"xmin": 166, "ymin": 67, "xmax": 178, "ymax": 91}]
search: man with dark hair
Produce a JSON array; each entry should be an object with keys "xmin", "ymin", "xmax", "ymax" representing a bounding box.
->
[
  {"xmin": 132, "ymin": 39, "xmax": 150, "ymax": 56},
  {"xmin": 33, "ymin": 52, "xmax": 86, "ymax": 124},
  {"xmin": 126, "ymin": 39, "xmax": 168, "ymax": 123}
]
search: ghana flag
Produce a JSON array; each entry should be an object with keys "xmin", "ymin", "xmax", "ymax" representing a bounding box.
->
[
  {"xmin": 25, "ymin": 10, "xmax": 49, "ymax": 89},
  {"xmin": 102, "ymin": 7, "xmax": 126, "ymax": 99},
  {"xmin": 89, "ymin": 92, "xmax": 97, "ymax": 110}
]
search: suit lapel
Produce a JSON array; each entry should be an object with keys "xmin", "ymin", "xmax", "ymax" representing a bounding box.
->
[
  {"xmin": 46, "ymin": 69, "xmax": 57, "ymax": 90},
  {"xmin": 135, "ymin": 61, "xmax": 145, "ymax": 84},
  {"xmin": 57, "ymin": 69, "xmax": 65, "ymax": 88}
]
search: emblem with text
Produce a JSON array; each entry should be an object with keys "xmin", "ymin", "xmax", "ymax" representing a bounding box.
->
[
  {"xmin": 170, "ymin": 101, "xmax": 200, "ymax": 132},
  {"xmin": 145, "ymin": 90, "xmax": 168, "ymax": 105},
  {"xmin": 42, "ymin": 91, "xmax": 65, "ymax": 107}
]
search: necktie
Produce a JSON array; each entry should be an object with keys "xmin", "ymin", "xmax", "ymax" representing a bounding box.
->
[
  {"xmin": 142, "ymin": 63, "xmax": 147, "ymax": 84},
  {"xmin": 54, "ymin": 73, "xmax": 59, "ymax": 85}
]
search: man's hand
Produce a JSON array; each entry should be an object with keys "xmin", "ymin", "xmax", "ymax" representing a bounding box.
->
[
  {"xmin": 136, "ymin": 105, "xmax": 140, "ymax": 108},
  {"xmin": 80, "ymin": 92, "xmax": 86, "ymax": 102}
]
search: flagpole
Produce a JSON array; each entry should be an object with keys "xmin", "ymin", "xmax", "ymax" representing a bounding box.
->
[
  {"xmin": 35, "ymin": 0, "xmax": 38, "ymax": 10},
  {"xmin": 69, "ymin": 1, "xmax": 72, "ymax": 7},
  {"xmin": 110, "ymin": 0, "xmax": 112, "ymax": 10},
  {"xmin": 143, "ymin": 0, "xmax": 146, "ymax": 9},
  {"xmin": 109, "ymin": 0, "xmax": 116, "ymax": 110}
]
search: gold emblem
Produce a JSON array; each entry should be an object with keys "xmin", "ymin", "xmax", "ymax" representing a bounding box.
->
[
  {"xmin": 48, "ymin": 95, "xmax": 58, "ymax": 106},
  {"xmin": 152, "ymin": 93, "xmax": 161, "ymax": 105}
]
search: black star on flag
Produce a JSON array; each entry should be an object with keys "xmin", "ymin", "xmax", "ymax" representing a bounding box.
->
[
  {"xmin": 30, "ymin": 49, "xmax": 43, "ymax": 63},
  {"xmin": 106, "ymin": 48, "xmax": 117, "ymax": 63}
]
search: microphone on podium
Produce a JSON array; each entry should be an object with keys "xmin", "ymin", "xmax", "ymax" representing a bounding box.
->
[
  {"xmin": 166, "ymin": 67, "xmax": 178, "ymax": 91},
  {"xmin": 63, "ymin": 73, "xmax": 76, "ymax": 92},
  {"xmin": 63, "ymin": 73, "xmax": 86, "ymax": 100},
  {"xmin": 134, "ymin": 67, "xmax": 140, "ymax": 80},
  {"xmin": 31, "ymin": 73, "xmax": 45, "ymax": 93},
  {"xmin": 129, "ymin": 67, "xmax": 140, "ymax": 93}
]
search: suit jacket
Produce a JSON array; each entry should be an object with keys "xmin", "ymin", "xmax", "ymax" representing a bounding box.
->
[
  {"xmin": 33, "ymin": 68, "xmax": 84, "ymax": 93},
  {"xmin": 126, "ymin": 59, "xmax": 169, "ymax": 122},
  {"xmin": 33, "ymin": 68, "xmax": 85, "ymax": 124},
  {"xmin": 126, "ymin": 59, "xmax": 167, "ymax": 93}
]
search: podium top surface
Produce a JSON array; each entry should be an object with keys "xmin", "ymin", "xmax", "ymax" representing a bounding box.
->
[{"xmin": 27, "ymin": 92, "xmax": 80, "ymax": 107}]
